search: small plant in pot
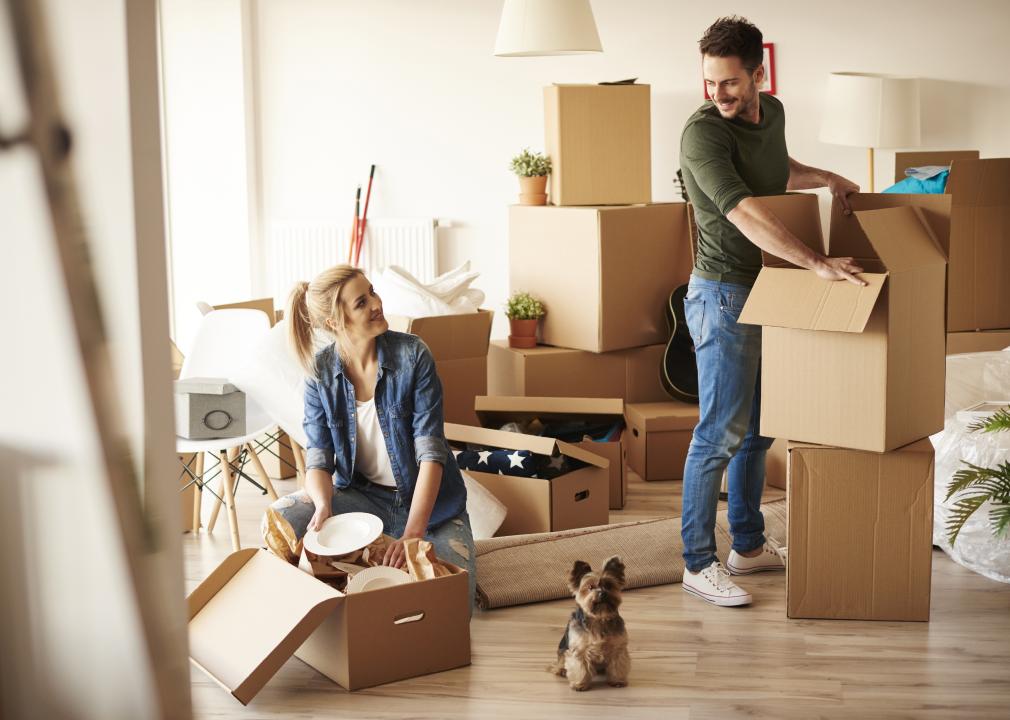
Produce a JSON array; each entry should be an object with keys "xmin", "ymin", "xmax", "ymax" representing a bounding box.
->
[
  {"xmin": 505, "ymin": 291, "xmax": 546, "ymax": 348},
  {"xmin": 510, "ymin": 148, "xmax": 552, "ymax": 206}
]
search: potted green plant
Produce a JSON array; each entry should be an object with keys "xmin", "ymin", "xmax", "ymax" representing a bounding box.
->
[
  {"xmin": 509, "ymin": 148, "xmax": 552, "ymax": 206},
  {"xmin": 505, "ymin": 291, "xmax": 546, "ymax": 348}
]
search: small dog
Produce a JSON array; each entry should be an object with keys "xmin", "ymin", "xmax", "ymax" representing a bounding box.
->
[{"xmin": 548, "ymin": 556, "xmax": 630, "ymax": 691}]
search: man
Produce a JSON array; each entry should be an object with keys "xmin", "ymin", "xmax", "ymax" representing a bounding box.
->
[{"xmin": 679, "ymin": 16, "xmax": 865, "ymax": 607}]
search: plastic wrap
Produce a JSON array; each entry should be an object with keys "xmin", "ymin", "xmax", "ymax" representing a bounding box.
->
[{"xmin": 931, "ymin": 350, "xmax": 1010, "ymax": 583}]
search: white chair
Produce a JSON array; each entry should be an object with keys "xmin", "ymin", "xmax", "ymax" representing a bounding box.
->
[{"xmin": 176, "ymin": 308, "xmax": 276, "ymax": 550}]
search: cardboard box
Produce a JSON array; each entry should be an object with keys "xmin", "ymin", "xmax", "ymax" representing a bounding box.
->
[
  {"xmin": 474, "ymin": 395, "xmax": 627, "ymax": 510},
  {"xmin": 832, "ymin": 153, "xmax": 1010, "ymax": 331},
  {"xmin": 444, "ymin": 422, "xmax": 609, "ymax": 535},
  {"xmin": 188, "ymin": 548, "xmax": 470, "ymax": 704},
  {"xmin": 947, "ymin": 330, "xmax": 1010, "ymax": 355},
  {"xmin": 509, "ymin": 203, "xmax": 692, "ymax": 352},
  {"xmin": 787, "ymin": 440, "xmax": 933, "ymax": 621},
  {"xmin": 544, "ymin": 83, "xmax": 651, "ymax": 206},
  {"xmin": 387, "ymin": 310, "xmax": 493, "ymax": 426},
  {"xmin": 624, "ymin": 401, "xmax": 699, "ymax": 481},
  {"xmin": 741, "ymin": 204, "xmax": 948, "ymax": 452},
  {"xmin": 487, "ymin": 340, "xmax": 669, "ymax": 403}
]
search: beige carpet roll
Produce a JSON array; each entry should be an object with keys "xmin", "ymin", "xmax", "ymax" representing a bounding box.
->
[{"xmin": 474, "ymin": 499, "xmax": 787, "ymax": 609}]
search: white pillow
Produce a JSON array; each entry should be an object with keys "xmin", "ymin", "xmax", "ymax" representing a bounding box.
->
[{"xmin": 462, "ymin": 471, "xmax": 507, "ymax": 540}]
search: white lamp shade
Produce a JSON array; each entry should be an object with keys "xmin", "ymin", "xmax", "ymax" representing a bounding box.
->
[
  {"xmin": 819, "ymin": 72, "xmax": 921, "ymax": 148},
  {"xmin": 494, "ymin": 0, "xmax": 602, "ymax": 57}
]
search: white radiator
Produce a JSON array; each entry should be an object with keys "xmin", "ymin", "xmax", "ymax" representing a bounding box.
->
[{"xmin": 267, "ymin": 218, "xmax": 438, "ymax": 303}]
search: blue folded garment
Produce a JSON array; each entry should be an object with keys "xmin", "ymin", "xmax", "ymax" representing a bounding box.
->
[{"xmin": 883, "ymin": 166, "xmax": 949, "ymax": 194}]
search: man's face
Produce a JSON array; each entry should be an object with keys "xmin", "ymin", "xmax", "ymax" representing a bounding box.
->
[{"xmin": 702, "ymin": 54, "xmax": 764, "ymax": 121}]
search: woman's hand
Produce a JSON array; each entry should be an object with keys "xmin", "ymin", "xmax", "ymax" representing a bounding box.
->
[
  {"xmin": 308, "ymin": 501, "xmax": 332, "ymax": 532},
  {"xmin": 383, "ymin": 531, "xmax": 423, "ymax": 569}
]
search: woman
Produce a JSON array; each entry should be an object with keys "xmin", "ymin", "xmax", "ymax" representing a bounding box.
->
[{"xmin": 265, "ymin": 264, "xmax": 477, "ymax": 606}]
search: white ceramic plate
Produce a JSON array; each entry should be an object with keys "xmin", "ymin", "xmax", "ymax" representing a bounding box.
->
[
  {"xmin": 345, "ymin": 565, "xmax": 411, "ymax": 594},
  {"xmin": 303, "ymin": 512, "xmax": 384, "ymax": 557}
]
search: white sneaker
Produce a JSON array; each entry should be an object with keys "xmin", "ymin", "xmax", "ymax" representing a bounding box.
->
[
  {"xmin": 727, "ymin": 537, "xmax": 787, "ymax": 576},
  {"xmin": 682, "ymin": 561, "xmax": 752, "ymax": 607}
]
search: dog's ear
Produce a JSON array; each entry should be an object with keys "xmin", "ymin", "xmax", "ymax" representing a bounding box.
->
[
  {"xmin": 602, "ymin": 555, "xmax": 625, "ymax": 588},
  {"xmin": 568, "ymin": 560, "xmax": 592, "ymax": 593}
]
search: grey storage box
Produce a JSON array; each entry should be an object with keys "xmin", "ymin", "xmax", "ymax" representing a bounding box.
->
[{"xmin": 175, "ymin": 377, "xmax": 247, "ymax": 440}]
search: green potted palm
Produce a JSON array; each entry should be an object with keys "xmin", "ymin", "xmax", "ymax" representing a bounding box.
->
[
  {"xmin": 945, "ymin": 405, "xmax": 1010, "ymax": 545},
  {"xmin": 505, "ymin": 291, "xmax": 545, "ymax": 348},
  {"xmin": 510, "ymin": 149, "xmax": 552, "ymax": 206}
]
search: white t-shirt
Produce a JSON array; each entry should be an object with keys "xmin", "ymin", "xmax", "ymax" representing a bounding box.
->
[{"xmin": 354, "ymin": 398, "xmax": 397, "ymax": 487}]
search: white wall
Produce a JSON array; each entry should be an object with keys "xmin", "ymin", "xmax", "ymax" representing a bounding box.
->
[
  {"xmin": 0, "ymin": 0, "xmax": 189, "ymax": 717},
  {"xmin": 250, "ymin": 0, "xmax": 1010, "ymax": 338}
]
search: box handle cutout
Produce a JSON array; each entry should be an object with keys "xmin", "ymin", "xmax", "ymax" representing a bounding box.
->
[
  {"xmin": 632, "ymin": 428, "xmax": 639, "ymax": 437},
  {"xmin": 394, "ymin": 611, "xmax": 425, "ymax": 625},
  {"xmin": 574, "ymin": 490, "xmax": 590, "ymax": 502}
]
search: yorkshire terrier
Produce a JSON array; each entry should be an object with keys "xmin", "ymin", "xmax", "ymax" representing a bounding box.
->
[{"xmin": 548, "ymin": 556, "xmax": 630, "ymax": 691}]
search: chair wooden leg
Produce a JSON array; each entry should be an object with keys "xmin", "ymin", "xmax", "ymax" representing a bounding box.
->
[
  {"xmin": 219, "ymin": 450, "xmax": 241, "ymax": 551},
  {"xmin": 291, "ymin": 438, "xmax": 306, "ymax": 488},
  {"xmin": 207, "ymin": 446, "xmax": 239, "ymax": 533},
  {"xmin": 246, "ymin": 443, "xmax": 278, "ymax": 501},
  {"xmin": 192, "ymin": 451, "xmax": 204, "ymax": 533}
]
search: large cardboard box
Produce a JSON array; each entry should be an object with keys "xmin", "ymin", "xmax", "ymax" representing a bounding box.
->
[
  {"xmin": 831, "ymin": 153, "xmax": 1010, "ymax": 331},
  {"xmin": 487, "ymin": 340, "xmax": 669, "ymax": 403},
  {"xmin": 947, "ymin": 330, "xmax": 1010, "ymax": 355},
  {"xmin": 787, "ymin": 440, "xmax": 933, "ymax": 621},
  {"xmin": 544, "ymin": 83, "xmax": 651, "ymax": 206},
  {"xmin": 387, "ymin": 310, "xmax": 493, "ymax": 426},
  {"xmin": 445, "ymin": 422, "xmax": 609, "ymax": 535},
  {"xmin": 740, "ymin": 204, "xmax": 948, "ymax": 452},
  {"xmin": 624, "ymin": 401, "xmax": 699, "ymax": 481},
  {"xmin": 188, "ymin": 548, "xmax": 470, "ymax": 704},
  {"xmin": 509, "ymin": 203, "xmax": 692, "ymax": 353},
  {"xmin": 474, "ymin": 395, "xmax": 628, "ymax": 510}
]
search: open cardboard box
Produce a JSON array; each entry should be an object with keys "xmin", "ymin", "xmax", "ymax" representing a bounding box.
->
[
  {"xmin": 444, "ymin": 421, "xmax": 609, "ymax": 535},
  {"xmin": 544, "ymin": 83, "xmax": 651, "ymax": 206},
  {"xmin": 386, "ymin": 309, "xmax": 493, "ymax": 426},
  {"xmin": 188, "ymin": 548, "xmax": 470, "ymax": 704},
  {"xmin": 787, "ymin": 439, "xmax": 933, "ymax": 621},
  {"xmin": 624, "ymin": 401, "xmax": 699, "ymax": 481},
  {"xmin": 509, "ymin": 202, "xmax": 692, "ymax": 353},
  {"xmin": 487, "ymin": 340, "xmax": 669, "ymax": 403},
  {"xmin": 831, "ymin": 151, "xmax": 1010, "ymax": 331},
  {"xmin": 474, "ymin": 395, "xmax": 627, "ymax": 509},
  {"xmin": 947, "ymin": 329, "xmax": 1010, "ymax": 355},
  {"xmin": 740, "ymin": 201, "xmax": 947, "ymax": 452}
]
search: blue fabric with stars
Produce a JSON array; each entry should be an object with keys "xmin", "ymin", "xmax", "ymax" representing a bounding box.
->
[{"xmin": 452, "ymin": 447, "xmax": 580, "ymax": 480}]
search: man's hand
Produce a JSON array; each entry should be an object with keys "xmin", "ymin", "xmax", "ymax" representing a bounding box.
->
[
  {"xmin": 383, "ymin": 531, "xmax": 424, "ymax": 569},
  {"xmin": 827, "ymin": 173, "xmax": 860, "ymax": 214},
  {"xmin": 815, "ymin": 256, "xmax": 866, "ymax": 286}
]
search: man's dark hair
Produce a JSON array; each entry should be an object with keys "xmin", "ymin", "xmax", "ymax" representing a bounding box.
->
[{"xmin": 699, "ymin": 16, "xmax": 763, "ymax": 72}]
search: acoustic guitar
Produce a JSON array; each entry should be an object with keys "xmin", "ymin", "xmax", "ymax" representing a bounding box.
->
[{"xmin": 661, "ymin": 168, "xmax": 699, "ymax": 404}]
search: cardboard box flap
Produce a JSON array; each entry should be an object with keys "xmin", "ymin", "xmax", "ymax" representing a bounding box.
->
[
  {"xmin": 626, "ymin": 401, "xmax": 698, "ymax": 431},
  {"xmin": 188, "ymin": 549, "xmax": 342, "ymax": 705},
  {"xmin": 385, "ymin": 309, "xmax": 493, "ymax": 360},
  {"xmin": 893, "ymin": 150, "xmax": 979, "ymax": 183},
  {"xmin": 854, "ymin": 206, "xmax": 948, "ymax": 271},
  {"xmin": 946, "ymin": 158, "xmax": 1010, "ymax": 206},
  {"xmin": 788, "ymin": 438, "xmax": 934, "ymax": 455},
  {"xmin": 756, "ymin": 194, "xmax": 826, "ymax": 266},
  {"xmin": 739, "ymin": 267, "xmax": 886, "ymax": 332},
  {"xmin": 828, "ymin": 194, "xmax": 952, "ymax": 258},
  {"xmin": 444, "ymin": 422, "xmax": 607, "ymax": 468},
  {"xmin": 474, "ymin": 395, "xmax": 624, "ymax": 426}
]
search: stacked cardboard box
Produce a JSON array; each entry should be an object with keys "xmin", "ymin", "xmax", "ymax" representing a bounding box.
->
[
  {"xmin": 832, "ymin": 151, "xmax": 1010, "ymax": 354},
  {"xmin": 740, "ymin": 195, "xmax": 947, "ymax": 621},
  {"xmin": 491, "ymin": 83, "xmax": 698, "ymax": 513}
]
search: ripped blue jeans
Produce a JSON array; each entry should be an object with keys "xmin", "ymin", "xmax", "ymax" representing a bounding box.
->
[{"xmin": 266, "ymin": 479, "xmax": 477, "ymax": 609}]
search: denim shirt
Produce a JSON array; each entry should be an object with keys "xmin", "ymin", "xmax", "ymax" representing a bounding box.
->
[{"xmin": 302, "ymin": 330, "xmax": 467, "ymax": 529}]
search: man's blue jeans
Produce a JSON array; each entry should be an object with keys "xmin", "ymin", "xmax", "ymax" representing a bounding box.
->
[{"xmin": 681, "ymin": 274, "xmax": 773, "ymax": 573}]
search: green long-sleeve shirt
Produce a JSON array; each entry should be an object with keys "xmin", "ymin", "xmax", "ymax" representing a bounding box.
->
[{"xmin": 680, "ymin": 93, "xmax": 789, "ymax": 287}]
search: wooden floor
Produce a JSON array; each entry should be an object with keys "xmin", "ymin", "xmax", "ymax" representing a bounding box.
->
[{"xmin": 184, "ymin": 472, "xmax": 1010, "ymax": 719}]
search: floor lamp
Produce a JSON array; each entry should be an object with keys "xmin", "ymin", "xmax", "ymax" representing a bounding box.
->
[{"xmin": 819, "ymin": 72, "xmax": 921, "ymax": 193}]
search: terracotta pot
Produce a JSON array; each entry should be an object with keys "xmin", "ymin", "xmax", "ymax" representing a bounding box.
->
[
  {"xmin": 508, "ymin": 318, "xmax": 539, "ymax": 348},
  {"xmin": 518, "ymin": 175, "xmax": 548, "ymax": 206}
]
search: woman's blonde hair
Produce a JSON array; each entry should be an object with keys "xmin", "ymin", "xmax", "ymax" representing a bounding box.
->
[{"xmin": 287, "ymin": 264, "xmax": 366, "ymax": 378}]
